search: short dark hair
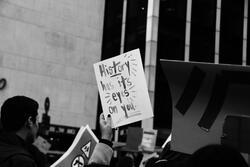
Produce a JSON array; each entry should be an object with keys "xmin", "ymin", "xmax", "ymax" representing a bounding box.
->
[
  {"xmin": 187, "ymin": 144, "xmax": 248, "ymax": 167},
  {"xmin": 1, "ymin": 96, "xmax": 39, "ymax": 132}
]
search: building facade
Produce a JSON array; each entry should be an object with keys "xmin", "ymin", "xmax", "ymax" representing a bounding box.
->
[
  {"xmin": 101, "ymin": 0, "xmax": 250, "ymax": 131},
  {"xmin": 0, "ymin": 0, "xmax": 105, "ymax": 128},
  {"xmin": 0, "ymin": 0, "xmax": 249, "ymax": 132}
]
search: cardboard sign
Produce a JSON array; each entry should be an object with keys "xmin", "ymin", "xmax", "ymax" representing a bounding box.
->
[
  {"xmin": 140, "ymin": 129, "xmax": 158, "ymax": 151},
  {"xmin": 51, "ymin": 125, "xmax": 98, "ymax": 167},
  {"xmin": 94, "ymin": 49, "xmax": 153, "ymax": 128},
  {"xmin": 160, "ymin": 60, "xmax": 250, "ymax": 154}
]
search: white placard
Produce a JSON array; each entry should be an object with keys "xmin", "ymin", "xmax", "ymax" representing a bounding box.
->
[{"xmin": 94, "ymin": 49, "xmax": 153, "ymax": 128}]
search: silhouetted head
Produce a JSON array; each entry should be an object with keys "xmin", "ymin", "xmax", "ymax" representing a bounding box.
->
[
  {"xmin": 1, "ymin": 96, "xmax": 39, "ymax": 143},
  {"xmin": 187, "ymin": 144, "xmax": 248, "ymax": 167}
]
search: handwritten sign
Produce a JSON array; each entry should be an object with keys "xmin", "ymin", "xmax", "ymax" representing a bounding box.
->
[{"xmin": 94, "ymin": 49, "xmax": 153, "ymax": 128}]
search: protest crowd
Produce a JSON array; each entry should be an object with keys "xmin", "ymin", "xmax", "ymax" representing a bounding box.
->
[
  {"xmin": 0, "ymin": 95, "xmax": 248, "ymax": 167},
  {"xmin": 0, "ymin": 1, "xmax": 249, "ymax": 167}
]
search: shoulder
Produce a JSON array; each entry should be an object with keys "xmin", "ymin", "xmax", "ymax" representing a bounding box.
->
[
  {"xmin": 10, "ymin": 153, "xmax": 36, "ymax": 162},
  {"xmin": 0, "ymin": 144, "xmax": 36, "ymax": 167},
  {"xmin": 4, "ymin": 153, "xmax": 36, "ymax": 167}
]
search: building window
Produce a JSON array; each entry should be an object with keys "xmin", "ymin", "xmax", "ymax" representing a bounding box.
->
[
  {"xmin": 125, "ymin": 0, "xmax": 148, "ymax": 64},
  {"xmin": 189, "ymin": 0, "xmax": 217, "ymax": 63},
  {"xmin": 219, "ymin": 0, "xmax": 244, "ymax": 65},
  {"xmin": 102, "ymin": 0, "xmax": 124, "ymax": 60}
]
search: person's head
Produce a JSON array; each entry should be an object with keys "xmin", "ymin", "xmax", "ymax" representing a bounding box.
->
[
  {"xmin": 1, "ymin": 96, "xmax": 39, "ymax": 143},
  {"xmin": 187, "ymin": 144, "xmax": 248, "ymax": 167}
]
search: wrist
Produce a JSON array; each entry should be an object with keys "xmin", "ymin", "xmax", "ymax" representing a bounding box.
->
[
  {"xmin": 101, "ymin": 134, "xmax": 112, "ymax": 141},
  {"xmin": 99, "ymin": 139, "xmax": 113, "ymax": 148}
]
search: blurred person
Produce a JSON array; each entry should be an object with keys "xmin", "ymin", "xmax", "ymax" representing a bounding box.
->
[
  {"xmin": 150, "ymin": 144, "xmax": 247, "ymax": 167},
  {"xmin": 0, "ymin": 96, "xmax": 114, "ymax": 167},
  {"xmin": 143, "ymin": 141, "xmax": 188, "ymax": 167},
  {"xmin": 186, "ymin": 144, "xmax": 248, "ymax": 167},
  {"xmin": 115, "ymin": 153, "xmax": 135, "ymax": 167},
  {"xmin": 0, "ymin": 96, "xmax": 47, "ymax": 167}
]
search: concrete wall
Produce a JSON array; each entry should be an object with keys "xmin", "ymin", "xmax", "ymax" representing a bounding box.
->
[{"xmin": 0, "ymin": 0, "xmax": 105, "ymax": 128}]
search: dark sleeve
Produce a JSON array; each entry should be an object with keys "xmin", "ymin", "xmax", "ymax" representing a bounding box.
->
[
  {"xmin": 7, "ymin": 154, "xmax": 37, "ymax": 167},
  {"xmin": 86, "ymin": 163, "xmax": 110, "ymax": 167},
  {"xmin": 99, "ymin": 139, "xmax": 113, "ymax": 148},
  {"xmin": 27, "ymin": 144, "xmax": 49, "ymax": 167}
]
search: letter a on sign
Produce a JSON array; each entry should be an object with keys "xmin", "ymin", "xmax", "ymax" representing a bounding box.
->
[{"xmin": 81, "ymin": 141, "xmax": 91, "ymax": 158}]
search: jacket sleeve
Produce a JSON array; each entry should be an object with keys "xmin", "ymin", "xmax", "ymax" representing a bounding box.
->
[
  {"xmin": 7, "ymin": 154, "xmax": 37, "ymax": 167},
  {"xmin": 88, "ymin": 142, "xmax": 113, "ymax": 166}
]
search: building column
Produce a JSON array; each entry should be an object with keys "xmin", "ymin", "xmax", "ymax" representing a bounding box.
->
[
  {"xmin": 142, "ymin": 0, "xmax": 160, "ymax": 130},
  {"xmin": 120, "ymin": 0, "xmax": 127, "ymax": 54},
  {"xmin": 184, "ymin": 0, "xmax": 192, "ymax": 62},
  {"xmin": 242, "ymin": 0, "xmax": 248, "ymax": 66},
  {"xmin": 215, "ymin": 0, "xmax": 222, "ymax": 64}
]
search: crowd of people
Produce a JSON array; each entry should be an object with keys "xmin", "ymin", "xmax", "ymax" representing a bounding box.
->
[{"xmin": 0, "ymin": 95, "xmax": 248, "ymax": 167}]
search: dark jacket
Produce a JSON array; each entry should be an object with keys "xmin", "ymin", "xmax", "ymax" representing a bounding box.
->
[{"xmin": 0, "ymin": 132, "xmax": 47, "ymax": 167}]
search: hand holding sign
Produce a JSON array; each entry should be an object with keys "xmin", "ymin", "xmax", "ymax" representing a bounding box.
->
[
  {"xmin": 100, "ymin": 113, "xmax": 113, "ymax": 141},
  {"xmin": 94, "ymin": 49, "xmax": 153, "ymax": 128}
]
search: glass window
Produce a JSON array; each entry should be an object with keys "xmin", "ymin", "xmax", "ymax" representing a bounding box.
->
[
  {"xmin": 124, "ymin": 0, "xmax": 148, "ymax": 64},
  {"xmin": 219, "ymin": 0, "xmax": 244, "ymax": 65},
  {"xmin": 102, "ymin": 0, "xmax": 124, "ymax": 60},
  {"xmin": 189, "ymin": 0, "xmax": 216, "ymax": 63},
  {"xmin": 157, "ymin": 0, "xmax": 187, "ymax": 61}
]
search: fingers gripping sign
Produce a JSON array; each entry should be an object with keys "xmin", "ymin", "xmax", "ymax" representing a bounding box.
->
[{"xmin": 99, "ymin": 113, "xmax": 113, "ymax": 141}]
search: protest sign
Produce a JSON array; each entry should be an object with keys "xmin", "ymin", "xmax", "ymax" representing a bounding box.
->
[
  {"xmin": 51, "ymin": 125, "xmax": 98, "ymax": 167},
  {"xmin": 94, "ymin": 49, "xmax": 153, "ymax": 128}
]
